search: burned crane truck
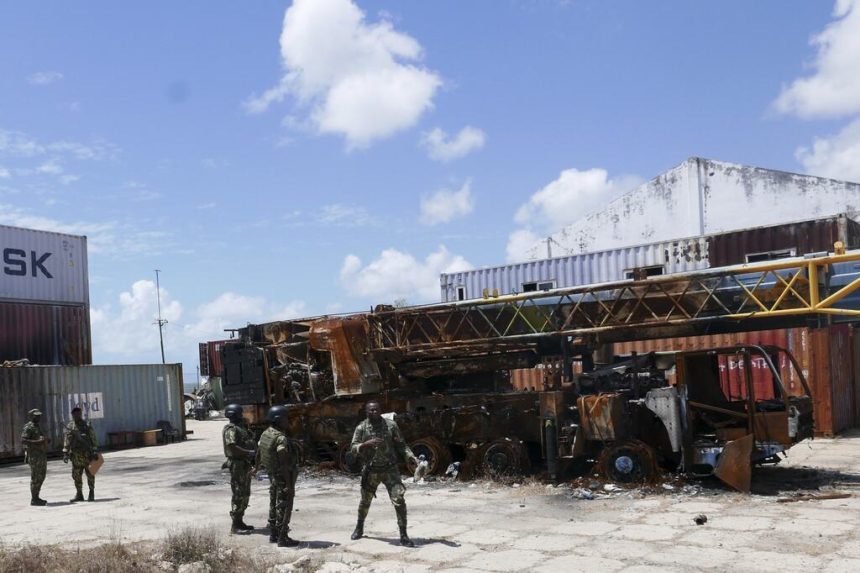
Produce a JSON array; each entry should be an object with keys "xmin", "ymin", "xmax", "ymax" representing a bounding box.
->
[{"xmin": 218, "ymin": 249, "xmax": 860, "ymax": 491}]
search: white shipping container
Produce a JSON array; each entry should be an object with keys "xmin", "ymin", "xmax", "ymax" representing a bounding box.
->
[
  {"xmin": 0, "ymin": 224, "xmax": 89, "ymax": 305},
  {"xmin": 441, "ymin": 236, "xmax": 709, "ymax": 302}
]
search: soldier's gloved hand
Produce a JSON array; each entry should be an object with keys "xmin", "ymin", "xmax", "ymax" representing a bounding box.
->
[{"xmin": 63, "ymin": 452, "xmax": 69, "ymax": 463}]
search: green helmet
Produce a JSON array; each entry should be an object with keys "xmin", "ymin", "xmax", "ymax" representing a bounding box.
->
[
  {"xmin": 267, "ymin": 405, "xmax": 289, "ymax": 424},
  {"xmin": 224, "ymin": 404, "xmax": 244, "ymax": 422}
]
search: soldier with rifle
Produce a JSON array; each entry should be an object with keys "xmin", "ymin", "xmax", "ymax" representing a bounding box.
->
[
  {"xmin": 222, "ymin": 403, "xmax": 256, "ymax": 534},
  {"xmin": 21, "ymin": 408, "xmax": 49, "ymax": 506},
  {"xmin": 255, "ymin": 404, "xmax": 300, "ymax": 547},
  {"xmin": 349, "ymin": 401, "xmax": 420, "ymax": 547},
  {"xmin": 63, "ymin": 406, "xmax": 98, "ymax": 502}
]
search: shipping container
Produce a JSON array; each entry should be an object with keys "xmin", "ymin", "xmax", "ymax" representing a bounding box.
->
[
  {"xmin": 0, "ymin": 224, "xmax": 89, "ymax": 306},
  {"xmin": 0, "ymin": 300, "xmax": 91, "ymax": 365},
  {"xmin": 442, "ymin": 214, "xmax": 860, "ymax": 302},
  {"xmin": 612, "ymin": 325, "xmax": 856, "ymax": 437},
  {"xmin": 441, "ymin": 237, "xmax": 710, "ymax": 302},
  {"xmin": 198, "ymin": 340, "xmax": 233, "ymax": 377},
  {"xmin": 0, "ymin": 363, "xmax": 184, "ymax": 459}
]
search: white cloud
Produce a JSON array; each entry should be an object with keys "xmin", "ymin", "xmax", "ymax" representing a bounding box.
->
[
  {"xmin": 27, "ymin": 71, "xmax": 63, "ymax": 86},
  {"xmin": 36, "ymin": 160, "xmax": 63, "ymax": 175},
  {"xmin": 421, "ymin": 126, "xmax": 486, "ymax": 162},
  {"xmin": 245, "ymin": 0, "xmax": 441, "ymax": 149},
  {"xmin": 339, "ymin": 245, "xmax": 472, "ymax": 302},
  {"xmin": 0, "ymin": 129, "xmax": 118, "ymax": 160},
  {"xmin": 318, "ymin": 203, "xmax": 377, "ymax": 227},
  {"xmin": 514, "ymin": 168, "xmax": 639, "ymax": 232},
  {"xmin": 0, "ymin": 166, "xmax": 9, "ymax": 179},
  {"xmin": 92, "ymin": 282, "xmax": 307, "ymax": 368},
  {"xmin": 773, "ymin": 0, "xmax": 860, "ymax": 118},
  {"xmin": 505, "ymin": 228, "xmax": 541, "ymax": 263},
  {"xmin": 506, "ymin": 168, "xmax": 641, "ymax": 262},
  {"xmin": 795, "ymin": 117, "xmax": 860, "ymax": 182},
  {"xmin": 420, "ymin": 180, "xmax": 475, "ymax": 225}
]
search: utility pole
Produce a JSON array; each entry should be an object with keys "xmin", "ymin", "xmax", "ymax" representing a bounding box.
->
[{"xmin": 154, "ymin": 269, "xmax": 168, "ymax": 364}]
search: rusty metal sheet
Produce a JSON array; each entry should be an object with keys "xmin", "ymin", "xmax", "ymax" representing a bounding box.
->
[
  {"xmin": 713, "ymin": 434, "xmax": 753, "ymax": 493},
  {"xmin": 309, "ymin": 316, "xmax": 381, "ymax": 396},
  {"xmin": 0, "ymin": 301, "xmax": 91, "ymax": 366},
  {"xmin": 577, "ymin": 393, "xmax": 628, "ymax": 441}
]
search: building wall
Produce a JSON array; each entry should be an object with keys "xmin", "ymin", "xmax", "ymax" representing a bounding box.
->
[{"xmin": 526, "ymin": 158, "xmax": 860, "ymax": 259}]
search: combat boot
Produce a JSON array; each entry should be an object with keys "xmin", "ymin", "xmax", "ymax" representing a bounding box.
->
[
  {"xmin": 268, "ymin": 531, "xmax": 278, "ymax": 543},
  {"xmin": 230, "ymin": 518, "xmax": 252, "ymax": 534},
  {"xmin": 70, "ymin": 489, "xmax": 84, "ymax": 503},
  {"xmin": 277, "ymin": 531, "xmax": 300, "ymax": 548},
  {"xmin": 234, "ymin": 519, "xmax": 254, "ymax": 531},
  {"xmin": 399, "ymin": 526, "xmax": 415, "ymax": 548},
  {"xmin": 30, "ymin": 497, "xmax": 47, "ymax": 506},
  {"xmin": 350, "ymin": 518, "xmax": 364, "ymax": 540},
  {"xmin": 87, "ymin": 488, "xmax": 95, "ymax": 502}
]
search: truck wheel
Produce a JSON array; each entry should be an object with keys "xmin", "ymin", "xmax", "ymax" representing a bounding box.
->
[
  {"xmin": 409, "ymin": 437, "xmax": 451, "ymax": 475},
  {"xmin": 337, "ymin": 442, "xmax": 360, "ymax": 474},
  {"xmin": 598, "ymin": 440, "xmax": 657, "ymax": 483},
  {"xmin": 481, "ymin": 438, "xmax": 529, "ymax": 478}
]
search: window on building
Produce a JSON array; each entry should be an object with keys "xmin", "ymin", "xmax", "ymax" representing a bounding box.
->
[
  {"xmin": 745, "ymin": 249, "xmax": 796, "ymax": 263},
  {"xmin": 522, "ymin": 280, "xmax": 556, "ymax": 292},
  {"xmin": 624, "ymin": 265, "xmax": 664, "ymax": 280},
  {"xmin": 456, "ymin": 286, "xmax": 466, "ymax": 301}
]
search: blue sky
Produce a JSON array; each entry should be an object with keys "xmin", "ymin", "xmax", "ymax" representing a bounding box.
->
[{"xmin": 2, "ymin": 0, "xmax": 860, "ymax": 380}]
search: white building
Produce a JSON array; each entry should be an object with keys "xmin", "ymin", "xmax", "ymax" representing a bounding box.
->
[{"xmin": 526, "ymin": 157, "xmax": 860, "ymax": 259}]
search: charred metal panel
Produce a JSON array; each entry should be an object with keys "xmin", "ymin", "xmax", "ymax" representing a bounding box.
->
[
  {"xmin": 221, "ymin": 344, "xmax": 267, "ymax": 405},
  {"xmin": 644, "ymin": 387, "xmax": 683, "ymax": 452},
  {"xmin": 310, "ymin": 317, "xmax": 381, "ymax": 396},
  {"xmin": 577, "ymin": 393, "xmax": 628, "ymax": 441}
]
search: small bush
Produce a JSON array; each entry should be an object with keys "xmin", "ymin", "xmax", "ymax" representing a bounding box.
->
[{"xmin": 161, "ymin": 528, "xmax": 221, "ymax": 565}]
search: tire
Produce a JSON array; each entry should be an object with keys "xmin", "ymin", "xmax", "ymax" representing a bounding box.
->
[
  {"xmin": 481, "ymin": 438, "xmax": 529, "ymax": 479},
  {"xmin": 597, "ymin": 440, "xmax": 658, "ymax": 483},
  {"xmin": 408, "ymin": 436, "xmax": 452, "ymax": 476}
]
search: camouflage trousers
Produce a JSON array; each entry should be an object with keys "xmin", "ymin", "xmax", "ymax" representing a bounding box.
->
[
  {"xmin": 28, "ymin": 455, "xmax": 47, "ymax": 497},
  {"xmin": 70, "ymin": 452, "xmax": 95, "ymax": 491},
  {"xmin": 268, "ymin": 472, "xmax": 297, "ymax": 535},
  {"xmin": 358, "ymin": 466, "xmax": 407, "ymax": 528},
  {"xmin": 229, "ymin": 460, "xmax": 252, "ymax": 520}
]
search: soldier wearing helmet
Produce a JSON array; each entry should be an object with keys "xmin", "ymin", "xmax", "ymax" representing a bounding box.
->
[
  {"xmin": 21, "ymin": 408, "xmax": 49, "ymax": 506},
  {"xmin": 222, "ymin": 404, "xmax": 256, "ymax": 534},
  {"xmin": 63, "ymin": 406, "xmax": 98, "ymax": 502},
  {"xmin": 255, "ymin": 404, "xmax": 300, "ymax": 547}
]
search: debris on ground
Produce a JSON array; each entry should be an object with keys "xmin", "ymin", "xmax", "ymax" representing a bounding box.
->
[
  {"xmin": 694, "ymin": 514, "xmax": 708, "ymax": 525},
  {"xmin": 776, "ymin": 492, "xmax": 852, "ymax": 503}
]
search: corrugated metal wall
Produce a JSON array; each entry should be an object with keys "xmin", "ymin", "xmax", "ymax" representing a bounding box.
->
[
  {"xmin": 0, "ymin": 224, "xmax": 89, "ymax": 305},
  {"xmin": 0, "ymin": 363, "xmax": 184, "ymax": 458},
  {"xmin": 708, "ymin": 215, "xmax": 860, "ymax": 267},
  {"xmin": 441, "ymin": 214, "xmax": 860, "ymax": 302},
  {"xmin": 613, "ymin": 326, "xmax": 856, "ymax": 437},
  {"xmin": 0, "ymin": 301, "xmax": 91, "ymax": 365},
  {"xmin": 441, "ymin": 237, "xmax": 710, "ymax": 302}
]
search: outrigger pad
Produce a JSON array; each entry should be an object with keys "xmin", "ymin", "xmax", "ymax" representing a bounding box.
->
[{"xmin": 714, "ymin": 434, "xmax": 753, "ymax": 493}]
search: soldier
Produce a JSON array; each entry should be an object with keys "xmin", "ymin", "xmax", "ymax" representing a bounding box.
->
[
  {"xmin": 349, "ymin": 401, "xmax": 420, "ymax": 547},
  {"xmin": 21, "ymin": 408, "xmax": 48, "ymax": 506},
  {"xmin": 222, "ymin": 403, "xmax": 256, "ymax": 534},
  {"xmin": 255, "ymin": 405, "xmax": 299, "ymax": 547},
  {"xmin": 62, "ymin": 406, "xmax": 98, "ymax": 502}
]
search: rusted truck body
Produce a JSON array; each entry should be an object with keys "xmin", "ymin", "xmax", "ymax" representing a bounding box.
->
[
  {"xmin": 212, "ymin": 250, "xmax": 860, "ymax": 489},
  {"xmin": 220, "ymin": 311, "xmax": 813, "ymax": 490}
]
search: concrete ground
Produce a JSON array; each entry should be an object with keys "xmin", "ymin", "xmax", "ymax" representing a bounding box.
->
[{"xmin": 4, "ymin": 420, "xmax": 860, "ymax": 572}]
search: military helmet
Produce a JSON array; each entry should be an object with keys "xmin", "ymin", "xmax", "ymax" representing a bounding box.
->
[
  {"xmin": 267, "ymin": 405, "xmax": 289, "ymax": 424},
  {"xmin": 224, "ymin": 403, "xmax": 244, "ymax": 421}
]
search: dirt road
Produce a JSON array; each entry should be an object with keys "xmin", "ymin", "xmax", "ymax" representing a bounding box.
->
[{"xmin": 3, "ymin": 420, "xmax": 860, "ymax": 572}]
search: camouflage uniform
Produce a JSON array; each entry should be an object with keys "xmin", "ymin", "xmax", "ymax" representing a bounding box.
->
[
  {"xmin": 350, "ymin": 417, "xmax": 415, "ymax": 530},
  {"xmin": 258, "ymin": 426, "xmax": 298, "ymax": 537},
  {"xmin": 63, "ymin": 419, "xmax": 98, "ymax": 493},
  {"xmin": 22, "ymin": 418, "xmax": 47, "ymax": 501},
  {"xmin": 222, "ymin": 422, "xmax": 255, "ymax": 522}
]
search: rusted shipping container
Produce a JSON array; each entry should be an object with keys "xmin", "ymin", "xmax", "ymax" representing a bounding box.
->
[
  {"xmin": 613, "ymin": 326, "xmax": 856, "ymax": 437},
  {"xmin": 0, "ymin": 363, "xmax": 184, "ymax": 459},
  {"xmin": 709, "ymin": 214, "xmax": 860, "ymax": 267},
  {"xmin": 0, "ymin": 301, "xmax": 91, "ymax": 365},
  {"xmin": 198, "ymin": 339, "xmax": 233, "ymax": 377}
]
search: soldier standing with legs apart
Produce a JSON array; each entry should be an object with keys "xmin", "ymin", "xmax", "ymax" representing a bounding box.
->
[
  {"xmin": 350, "ymin": 401, "xmax": 419, "ymax": 547},
  {"xmin": 256, "ymin": 405, "xmax": 300, "ymax": 547},
  {"xmin": 21, "ymin": 408, "xmax": 48, "ymax": 506},
  {"xmin": 63, "ymin": 406, "xmax": 98, "ymax": 502},
  {"xmin": 222, "ymin": 404, "xmax": 256, "ymax": 534}
]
